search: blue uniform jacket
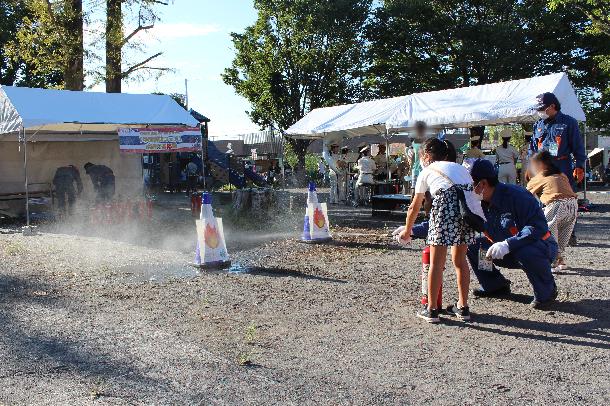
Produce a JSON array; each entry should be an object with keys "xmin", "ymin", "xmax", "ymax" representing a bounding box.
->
[
  {"xmin": 529, "ymin": 111, "xmax": 586, "ymax": 170},
  {"xmin": 483, "ymin": 183, "xmax": 550, "ymax": 251}
]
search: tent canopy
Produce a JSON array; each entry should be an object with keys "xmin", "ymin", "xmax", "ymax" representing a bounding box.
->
[
  {"xmin": 0, "ymin": 85, "xmax": 199, "ymax": 136},
  {"xmin": 285, "ymin": 95, "xmax": 409, "ymax": 140},
  {"xmin": 286, "ymin": 73, "xmax": 586, "ymax": 139}
]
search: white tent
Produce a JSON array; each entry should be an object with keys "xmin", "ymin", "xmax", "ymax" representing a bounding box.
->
[
  {"xmin": 285, "ymin": 95, "xmax": 409, "ymax": 140},
  {"xmin": 286, "ymin": 73, "xmax": 586, "ymax": 139},
  {"xmin": 387, "ymin": 72, "xmax": 585, "ymax": 131},
  {"xmin": 0, "ymin": 86, "xmax": 199, "ymax": 222},
  {"xmin": 0, "ymin": 86, "xmax": 198, "ymax": 136}
]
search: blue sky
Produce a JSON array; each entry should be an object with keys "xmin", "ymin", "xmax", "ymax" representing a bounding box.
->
[{"xmin": 91, "ymin": 1, "xmax": 260, "ymax": 138}]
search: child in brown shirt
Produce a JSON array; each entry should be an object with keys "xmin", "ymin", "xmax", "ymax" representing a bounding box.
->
[{"xmin": 527, "ymin": 150, "xmax": 578, "ymax": 271}]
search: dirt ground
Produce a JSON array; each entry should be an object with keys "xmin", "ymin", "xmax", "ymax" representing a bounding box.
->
[{"xmin": 0, "ymin": 189, "xmax": 609, "ymax": 405}]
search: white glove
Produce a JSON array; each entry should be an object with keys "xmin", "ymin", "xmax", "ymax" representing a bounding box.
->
[
  {"xmin": 392, "ymin": 226, "xmax": 405, "ymax": 236},
  {"xmin": 486, "ymin": 241, "xmax": 510, "ymax": 260},
  {"xmin": 391, "ymin": 226, "xmax": 411, "ymax": 246}
]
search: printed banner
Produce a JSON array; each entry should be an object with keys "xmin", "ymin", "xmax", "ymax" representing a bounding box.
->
[
  {"xmin": 195, "ymin": 217, "xmax": 230, "ymax": 264},
  {"xmin": 119, "ymin": 127, "xmax": 201, "ymax": 153}
]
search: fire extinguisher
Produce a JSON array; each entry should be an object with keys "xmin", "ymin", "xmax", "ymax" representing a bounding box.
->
[{"xmin": 421, "ymin": 246, "xmax": 443, "ymax": 309}]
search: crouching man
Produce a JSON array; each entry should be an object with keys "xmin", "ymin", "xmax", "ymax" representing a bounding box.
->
[{"xmin": 468, "ymin": 159, "xmax": 558, "ymax": 309}]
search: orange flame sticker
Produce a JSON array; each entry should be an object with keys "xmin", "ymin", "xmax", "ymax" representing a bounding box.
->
[
  {"xmin": 313, "ymin": 207, "xmax": 326, "ymax": 229},
  {"xmin": 204, "ymin": 224, "xmax": 220, "ymax": 248}
]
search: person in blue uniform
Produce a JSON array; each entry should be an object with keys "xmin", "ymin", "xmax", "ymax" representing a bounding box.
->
[
  {"xmin": 467, "ymin": 159, "xmax": 558, "ymax": 309},
  {"xmin": 529, "ymin": 92, "xmax": 586, "ymax": 188}
]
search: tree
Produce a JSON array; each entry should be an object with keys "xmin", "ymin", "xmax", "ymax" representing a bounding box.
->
[
  {"xmin": 1, "ymin": 0, "xmax": 28, "ymax": 85},
  {"xmin": 5, "ymin": 0, "xmax": 84, "ymax": 90},
  {"xmin": 364, "ymin": 0, "xmax": 590, "ymax": 97},
  {"xmin": 223, "ymin": 0, "xmax": 372, "ymax": 183},
  {"xmin": 105, "ymin": 0, "xmax": 169, "ymax": 93},
  {"xmin": 549, "ymin": 0, "xmax": 610, "ymax": 127}
]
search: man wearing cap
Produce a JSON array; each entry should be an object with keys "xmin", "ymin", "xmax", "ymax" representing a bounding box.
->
[
  {"xmin": 530, "ymin": 92, "xmax": 586, "ymax": 188},
  {"xmin": 468, "ymin": 159, "xmax": 558, "ymax": 309}
]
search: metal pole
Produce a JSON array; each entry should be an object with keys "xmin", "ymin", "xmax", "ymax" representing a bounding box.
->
[
  {"xmin": 385, "ymin": 129, "xmax": 391, "ymax": 183},
  {"xmin": 583, "ymin": 123, "xmax": 588, "ymax": 202},
  {"xmin": 201, "ymin": 122, "xmax": 208, "ymax": 191},
  {"xmin": 22, "ymin": 127, "xmax": 30, "ymax": 227},
  {"xmin": 184, "ymin": 79, "xmax": 189, "ymax": 110}
]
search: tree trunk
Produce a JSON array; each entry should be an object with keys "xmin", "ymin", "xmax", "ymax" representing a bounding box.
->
[
  {"xmin": 287, "ymin": 138, "xmax": 311, "ymax": 187},
  {"xmin": 63, "ymin": 0, "xmax": 84, "ymax": 90},
  {"xmin": 106, "ymin": 0, "xmax": 122, "ymax": 93}
]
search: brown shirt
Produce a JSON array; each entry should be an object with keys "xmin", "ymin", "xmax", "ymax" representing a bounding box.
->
[{"xmin": 526, "ymin": 173, "xmax": 577, "ymax": 205}]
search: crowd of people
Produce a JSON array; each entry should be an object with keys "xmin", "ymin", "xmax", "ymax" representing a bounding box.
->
[{"xmin": 387, "ymin": 91, "xmax": 586, "ymax": 324}]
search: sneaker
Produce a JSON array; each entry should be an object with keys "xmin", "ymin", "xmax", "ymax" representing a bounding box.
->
[
  {"xmin": 446, "ymin": 302, "xmax": 471, "ymax": 321},
  {"xmin": 416, "ymin": 307, "xmax": 440, "ymax": 323},
  {"xmin": 530, "ymin": 287, "xmax": 558, "ymax": 309},
  {"xmin": 472, "ymin": 282, "xmax": 511, "ymax": 298}
]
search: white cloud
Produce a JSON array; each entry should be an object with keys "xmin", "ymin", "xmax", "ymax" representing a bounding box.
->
[{"xmin": 137, "ymin": 23, "xmax": 221, "ymax": 44}]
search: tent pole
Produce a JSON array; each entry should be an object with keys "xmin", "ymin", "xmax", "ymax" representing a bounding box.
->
[
  {"xmin": 583, "ymin": 123, "xmax": 588, "ymax": 203},
  {"xmin": 385, "ymin": 129, "xmax": 391, "ymax": 183},
  {"xmin": 22, "ymin": 126, "xmax": 30, "ymax": 228}
]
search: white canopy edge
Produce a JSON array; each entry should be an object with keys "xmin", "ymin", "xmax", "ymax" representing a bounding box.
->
[
  {"xmin": 285, "ymin": 72, "xmax": 586, "ymax": 140},
  {"xmin": 285, "ymin": 95, "xmax": 409, "ymax": 140},
  {"xmin": 0, "ymin": 85, "xmax": 199, "ymax": 137},
  {"xmin": 386, "ymin": 72, "xmax": 586, "ymax": 131}
]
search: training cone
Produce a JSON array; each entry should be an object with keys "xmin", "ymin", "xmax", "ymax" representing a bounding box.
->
[
  {"xmin": 193, "ymin": 192, "xmax": 231, "ymax": 270},
  {"xmin": 301, "ymin": 182, "xmax": 332, "ymax": 243}
]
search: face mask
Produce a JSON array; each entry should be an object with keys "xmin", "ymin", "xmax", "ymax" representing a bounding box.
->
[{"xmin": 537, "ymin": 110, "xmax": 549, "ymax": 120}]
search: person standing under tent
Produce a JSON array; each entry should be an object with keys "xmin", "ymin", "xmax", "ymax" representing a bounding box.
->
[
  {"xmin": 53, "ymin": 165, "xmax": 83, "ymax": 216},
  {"xmin": 408, "ymin": 121, "xmax": 427, "ymax": 192},
  {"xmin": 495, "ymin": 129, "xmax": 520, "ymax": 184},
  {"xmin": 318, "ymin": 157, "xmax": 328, "ymax": 185},
  {"xmin": 467, "ymin": 159, "xmax": 558, "ymax": 309},
  {"xmin": 84, "ymin": 162, "xmax": 115, "ymax": 203},
  {"xmin": 336, "ymin": 146, "xmax": 350, "ymax": 203},
  {"xmin": 519, "ymin": 131, "xmax": 533, "ymax": 185},
  {"xmin": 323, "ymin": 144, "xmax": 341, "ymax": 204},
  {"xmin": 355, "ymin": 146, "xmax": 376, "ymax": 204},
  {"xmin": 374, "ymin": 143, "xmax": 389, "ymax": 181},
  {"xmin": 462, "ymin": 127, "xmax": 486, "ymax": 170}
]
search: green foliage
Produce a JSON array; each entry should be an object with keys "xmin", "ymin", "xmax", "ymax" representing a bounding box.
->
[
  {"xmin": 284, "ymin": 140, "xmax": 319, "ymax": 174},
  {"xmin": 1, "ymin": 0, "xmax": 64, "ymax": 87},
  {"xmin": 222, "ymin": 0, "xmax": 372, "ymax": 181},
  {"xmin": 549, "ymin": 0, "xmax": 610, "ymax": 127},
  {"xmin": 365, "ymin": 0, "xmax": 589, "ymax": 96}
]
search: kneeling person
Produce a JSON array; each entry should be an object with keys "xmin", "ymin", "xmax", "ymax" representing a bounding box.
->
[{"xmin": 468, "ymin": 159, "xmax": 558, "ymax": 309}]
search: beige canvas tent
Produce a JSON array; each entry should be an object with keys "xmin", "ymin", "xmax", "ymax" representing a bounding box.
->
[{"xmin": 0, "ymin": 86, "xmax": 199, "ymax": 218}]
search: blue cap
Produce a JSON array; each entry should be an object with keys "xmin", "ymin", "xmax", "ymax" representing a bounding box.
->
[
  {"xmin": 535, "ymin": 92, "xmax": 561, "ymax": 111},
  {"xmin": 308, "ymin": 182, "xmax": 316, "ymax": 192},
  {"xmin": 202, "ymin": 192, "xmax": 212, "ymax": 205},
  {"xmin": 470, "ymin": 159, "xmax": 497, "ymax": 183}
]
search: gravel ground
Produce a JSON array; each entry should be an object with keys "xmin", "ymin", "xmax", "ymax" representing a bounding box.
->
[{"xmin": 0, "ymin": 191, "xmax": 609, "ymax": 405}]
